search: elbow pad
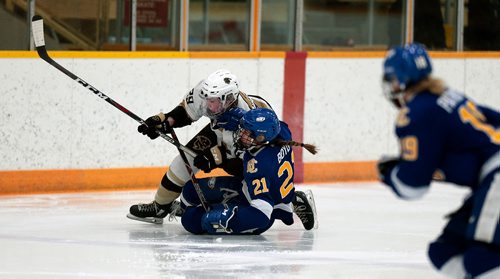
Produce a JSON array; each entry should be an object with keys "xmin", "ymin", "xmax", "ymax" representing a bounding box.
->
[{"xmin": 165, "ymin": 105, "xmax": 192, "ymax": 128}]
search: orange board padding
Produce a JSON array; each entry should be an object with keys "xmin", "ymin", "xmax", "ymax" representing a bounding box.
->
[{"xmin": 0, "ymin": 161, "xmax": 377, "ymax": 196}]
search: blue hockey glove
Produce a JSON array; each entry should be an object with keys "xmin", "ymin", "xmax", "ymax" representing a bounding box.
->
[
  {"xmin": 214, "ymin": 107, "xmax": 245, "ymax": 131},
  {"xmin": 201, "ymin": 204, "xmax": 238, "ymax": 234},
  {"xmin": 377, "ymin": 156, "xmax": 400, "ymax": 181}
]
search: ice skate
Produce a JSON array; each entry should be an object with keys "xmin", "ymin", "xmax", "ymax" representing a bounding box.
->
[
  {"xmin": 293, "ymin": 190, "xmax": 318, "ymax": 230},
  {"xmin": 127, "ymin": 201, "xmax": 172, "ymax": 224}
]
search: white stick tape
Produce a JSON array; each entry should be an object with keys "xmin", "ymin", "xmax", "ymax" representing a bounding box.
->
[{"xmin": 32, "ymin": 19, "xmax": 45, "ymax": 47}]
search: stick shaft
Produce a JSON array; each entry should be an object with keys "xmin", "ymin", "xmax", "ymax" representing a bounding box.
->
[
  {"xmin": 31, "ymin": 16, "xmax": 209, "ymax": 210},
  {"xmin": 32, "ymin": 18, "xmax": 196, "ymax": 157},
  {"xmin": 169, "ymin": 129, "xmax": 210, "ymax": 211}
]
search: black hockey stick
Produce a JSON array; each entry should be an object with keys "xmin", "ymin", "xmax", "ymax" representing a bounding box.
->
[
  {"xmin": 169, "ymin": 128, "xmax": 209, "ymax": 211},
  {"xmin": 31, "ymin": 15, "xmax": 209, "ymax": 211},
  {"xmin": 31, "ymin": 15, "xmax": 196, "ymax": 158}
]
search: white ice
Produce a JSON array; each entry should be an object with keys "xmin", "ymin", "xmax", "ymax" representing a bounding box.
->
[{"xmin": 0, "ymin": 182, "xmax": 468, "ymax": 279}]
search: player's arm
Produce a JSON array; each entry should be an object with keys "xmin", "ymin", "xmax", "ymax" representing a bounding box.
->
[
  {"xmin": 477, "ymin": 105, "xmax": 500, "ymax": 127},
  {"xmin": 137, "ymin": 87, "xmax": 198, "ymax": 139},
  {"xmin": 164, "ymin": 105, "xmax": 193, "ymax": 128},
  {"xmin": 379, "ymin": 111, "xmax": 445, "ymax": 200},
  {"xmin": 213, "ymin": 107, "xmax": 245, "ymax": 131}
]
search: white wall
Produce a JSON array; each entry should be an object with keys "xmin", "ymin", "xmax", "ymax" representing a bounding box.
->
[
  {"xmin": 0, "ymin": 55, "xmax": 498, "ymax": 171},
  {"xmin": 0, "ymin": 56, "xmax": 284, "ymax": 170},
  {"xmin": 303, "ymin": 57, "xmax": 500, "ymax": 162}
]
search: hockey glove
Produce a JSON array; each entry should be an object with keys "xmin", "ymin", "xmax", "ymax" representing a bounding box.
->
[
  {"xmin": 201, "ymin": 204, "xmax": 238, "ymax": 234},
  {"xmin": 377, "ymin": 156, "xmax": 400, "ymax": 181},
  {"xmin": 214, "ymin": 107, "xmax": 245, "ymax": 131},
  {"xmin": 193, "ymin": 145, "xmax": 227, "ymax": 173},
  {"xmin": 138, "ymin": 113, "xmax": 172, "ymax": 140}
]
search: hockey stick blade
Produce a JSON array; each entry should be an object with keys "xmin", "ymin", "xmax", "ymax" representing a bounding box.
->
[{"xmin": 30, "ymin": 16, "xmax": 197, "ymax": 158}]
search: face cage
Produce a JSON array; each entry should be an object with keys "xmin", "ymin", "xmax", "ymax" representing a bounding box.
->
[
  {"xmin": 204, "ymin": 93, "xmax": 238, "ymax": 117},
  {"xmin": 382, "ymin": 79, "xmax": 406, "ymax": 108},
  {"xmin": 233, "ymin": 127, "xmax": 262, "ymax": 151}
]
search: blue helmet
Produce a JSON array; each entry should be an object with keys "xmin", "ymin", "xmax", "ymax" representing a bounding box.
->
[
  {"xmin": 383, "ymin": 43, "xmax": 432, "ymax": 88},
  {"xmin": 238, "ymin": 108, "xmax": 281, "ymax": 146}
]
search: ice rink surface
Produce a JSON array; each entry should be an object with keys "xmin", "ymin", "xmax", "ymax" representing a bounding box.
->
[{"xmin": 0, "ymin": 181, "xmax": 469, "ymax": 279}]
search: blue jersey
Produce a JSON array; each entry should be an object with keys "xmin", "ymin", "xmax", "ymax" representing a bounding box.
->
[
  {"xmin": 383, "ymin": 89, "xmax": 500, "ymax": 199},
  {"xmin": 227, "ymin": 124, "xmax": 295, "ymax": 234},
  {"xmin": 180, "ymin": 122, "xmax": 296, "ymax": 235}
]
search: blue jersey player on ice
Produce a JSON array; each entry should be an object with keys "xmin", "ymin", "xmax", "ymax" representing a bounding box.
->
[
  {"xmin": 178, "ymin": 108, "xmax": 318, "ymax": 234},
  {"xmin": 378, "ymin": 43, "xmax": 500, "ymax": 278}
]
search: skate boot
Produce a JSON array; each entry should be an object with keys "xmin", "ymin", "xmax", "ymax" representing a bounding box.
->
[
  {"xmin": 169, "ymin": 200, "xmax": 184, "ymax": 217},
  {"xmin": 293, "ymin": 190, "xmax": 318, "ymax": 230},
  {"xmin": 166, "ymin": 200, "xmax": 185, "ymax": 222},
  {"xmin": 127, "ymin": 201, "xmax": 172, "ymax": 224}
]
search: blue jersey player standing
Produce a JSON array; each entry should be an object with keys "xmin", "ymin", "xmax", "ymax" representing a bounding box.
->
[
  {"xmin": 378, "ymin": 43, "xmax": 500, "ymax": 278},
  {"xmin": 179, "ymin": 108, "xmax": 318, "ymax": 234}
]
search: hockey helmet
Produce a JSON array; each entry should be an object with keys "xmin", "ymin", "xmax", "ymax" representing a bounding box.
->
[
  {"xmin": 382, "ymin": 43, "xmax": 432, "ymax": 107},
  {"xmin": 236, "ymin": 108, "xmax": 281, "ymax": 149},
  {"xmin": 200, "ymin": 69, "xmax": 240, "ymax": 117}
]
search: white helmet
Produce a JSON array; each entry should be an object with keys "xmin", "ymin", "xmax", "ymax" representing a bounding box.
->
[{"xmin": 200, "ymin": 69, "xmax": 240, "ymax": 117}]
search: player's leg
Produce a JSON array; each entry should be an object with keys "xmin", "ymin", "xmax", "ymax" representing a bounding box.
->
[
  {"xmin": 463, "ymin": 243, "xmax": 500, "ymax": 278},
  {"xmin": 128, "ymin": 124, "xmax": 218, "ymax": 224},
  {"xmin": 181, "ymin": 206, "xmax": 206, "ymax": 234},
  {"xmin": 428, "ymin": 197, "xmax": 471, "ymax": 277},
  {"xmin": 462, "ymin": 171, "xmax": 500, "ymax": 277},
  {"xmin": 126, "ymin": 172, "xmax": 183, "ymax": 224},
  {"xmin": 429, "ymin": 169, "xmax": 500, "ymax": 278},
  {"xmin": 428, "ymin": 234, "xmax": 467, "ymax": 277},
  {"xmin": 180, "ymin": 176, "xmax": 243, "ymax": 234},
  {"xmin": 466, "ymin": 172, "xmax": 500, "ymax": 246},
  {"xmin": 180, "ymin": 177, "xmax": 240, "ymax": 205}
]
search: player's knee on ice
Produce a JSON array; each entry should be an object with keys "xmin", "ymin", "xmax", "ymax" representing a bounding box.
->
[
  {"xmin": 182, "ymin": 176, "xmax": 243, "ymax": 206},
  {"xmin": 181, "ymin": 181, "xmax": 202, "ymax": 206},
  {"xmin": 181, "ymin": 206, "xmax": 205, "ymax": 234},
  {"xmin": 428, "ymin": 239, "xmax": 465, "ymax": 270},
  {"xmin": 463, "ymin": 244, "xmax": 500, "ymax": 278},
  {"xmin": 429, "ymin": 239, "xmax": 500, "ymax": 278}
]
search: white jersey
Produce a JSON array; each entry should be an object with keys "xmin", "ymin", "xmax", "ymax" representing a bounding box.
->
[{"xmin": 180, "ymin": 80, "xmax": 271, "ymax": 158}]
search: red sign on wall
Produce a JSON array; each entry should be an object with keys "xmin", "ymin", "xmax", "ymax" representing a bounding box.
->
[{"xmin": 124, "ymin": 0, "xmax": 169, "ymax": 27}]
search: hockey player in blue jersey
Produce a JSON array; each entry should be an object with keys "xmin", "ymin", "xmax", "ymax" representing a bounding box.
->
[
  {"xmin": 129, "ymin": 69, "xmax": 315, "ymax": 228},
  {"xmin": 178, "ymin": 108, "xmax": 318, "ymax": 234},
  {"xmin": 378, "ymin": 43, "xmax": 500, "ymax": 278}
]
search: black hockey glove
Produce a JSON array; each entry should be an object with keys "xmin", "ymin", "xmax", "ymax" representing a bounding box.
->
[
  {"xmin": 138, "ymin": 113, "xmax": 172, "ymax": 140},
  {"xmin": 193, "ymin": 145, "xmax": 227, "ymax": 173},
  {"xmin": 376, "ymin": 156, "xmax": 400, "ymax": 181}
]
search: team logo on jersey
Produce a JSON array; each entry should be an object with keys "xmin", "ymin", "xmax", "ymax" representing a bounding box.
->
[
  {"xmin": 192, "ymin": 136, "xmax": 212, "ymax": 151},
  {"xmin": 396, "ymin": 107, "xmax": 411, "ymax": 127},
  {"xmin": 247, "ymin": 158, "xmax": 258, "ymax": 173}
]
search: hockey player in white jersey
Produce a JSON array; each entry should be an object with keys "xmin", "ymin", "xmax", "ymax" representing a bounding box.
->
[{"xmin": 127, "ymin": 69, "xmax": 315, "ymax": 229}]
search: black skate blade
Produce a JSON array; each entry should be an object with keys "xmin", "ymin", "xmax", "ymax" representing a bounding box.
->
[{"xmin": 126, "ymin": 213, "xmax": 164, "ymax": 224}]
